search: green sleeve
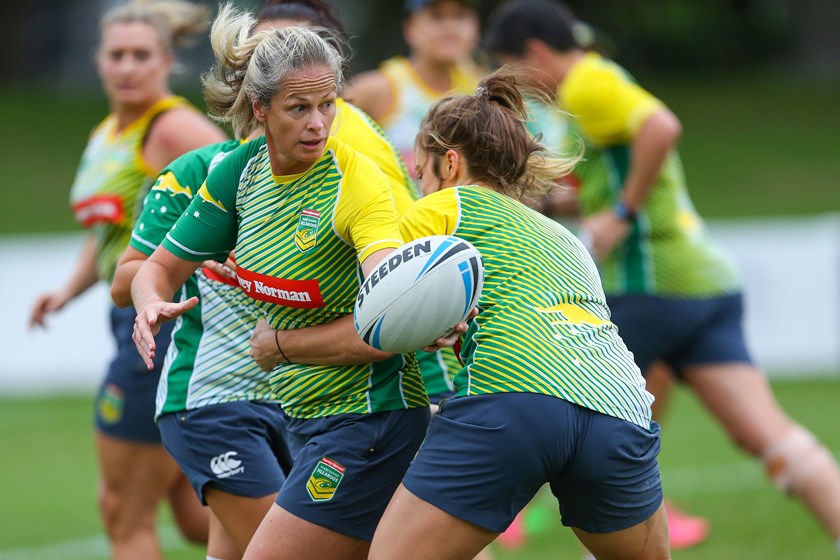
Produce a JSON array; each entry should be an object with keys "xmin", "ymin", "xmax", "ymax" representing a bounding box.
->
[{"xmin": 160, "ymin": 142, "xmax": 251, "ymax": 262}]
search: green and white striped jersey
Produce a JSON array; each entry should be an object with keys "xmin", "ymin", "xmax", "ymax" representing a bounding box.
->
[{"xmin": 400, "ymin": 186, "xmax": 654, "ymax": 429}]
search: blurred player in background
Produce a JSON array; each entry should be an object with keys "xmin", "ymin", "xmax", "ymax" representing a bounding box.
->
[
  {"xmin": 28, "ymin": 1, "xmax": 227, "ymax": 557},
  {"xmin": 485, "ymin": 0, "xmax": 840, "ymax": 553}
]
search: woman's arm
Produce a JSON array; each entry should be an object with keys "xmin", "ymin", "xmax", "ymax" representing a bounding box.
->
[
  {"xmin": 342, "ymin": 70, "xmax": 393, "ymax": 122},
  {"xmin": 249, "ymin": 315, "xmax": 393, "ymax": 372},
  {"xmin": 131, "ymin": 246, "xmax": 201, "ymax": 369},
  {"xmin": 111, "ymin": 246, "xmax": 149, "ymax": 308},
  {"xmin": 582, "ymin": 108, "xmax": 682, "ymax": 260},
  {"xmin": 29, "ymin": 234, "xmax": 99, "ymax": 328},
  {"xmin": 249, "ymin": 248, "xmax": 473, "ymax": 372},
  {"xmin": 143, "ymin": 107, "xmax": 228, "ymax": 172}
]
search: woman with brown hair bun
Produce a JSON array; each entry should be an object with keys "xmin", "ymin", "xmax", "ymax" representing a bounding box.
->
[{"xmin": 368, "ymin": 69, "xmax": 670, "ymax": 560}]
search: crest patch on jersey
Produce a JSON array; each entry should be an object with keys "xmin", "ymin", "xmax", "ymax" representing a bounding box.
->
[
  {"xmin": 295, "ymin": 209, "xmax": 321, "ymax": 253},
  {"xmin": 306, "ymin": 456, "xmax": 345, "ymax": 502}
]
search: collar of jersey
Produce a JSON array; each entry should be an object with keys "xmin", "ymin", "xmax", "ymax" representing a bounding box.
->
[{"xmin": 272, "ymin": 136, "xmax": 336, "ymax": 184}]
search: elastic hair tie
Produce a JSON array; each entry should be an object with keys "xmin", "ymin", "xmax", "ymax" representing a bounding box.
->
[
  {"xmin": 274, "ymin": 329, "xmax": 291, "ymax": 363},
  {"xmin": 474, "ymin": 86, "xmax": 489, "ymax": 98}
]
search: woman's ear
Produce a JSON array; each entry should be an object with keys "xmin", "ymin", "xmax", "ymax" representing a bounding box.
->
[
  {"xmin": 252, "ymin": 99, "xmax": 267, "ymax": 123},
  {"xmin": 442, "ymin": 149, "xmax": 462, "ymax": 183}
]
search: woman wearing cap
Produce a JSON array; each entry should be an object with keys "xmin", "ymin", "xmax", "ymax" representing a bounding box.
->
[{"xmin": 345, "ymin": 0, "xmax": 482, "ymax": 414}]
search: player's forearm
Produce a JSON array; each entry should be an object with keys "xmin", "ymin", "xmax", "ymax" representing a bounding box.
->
[
  {"xmin": 131, "ymin": 259, "xmax": 178, "ymax": 314},
  {"xmin": 111, "ymin": 248, "xmax": 149, "ymax": 308},
  {"xmin": 62, "ymin": 234, "xmax": 101, "ymax": 300},
  {"xmin": 280, "ymin": 314, "xmax": 394, "ymax": 366},
  {"xmin": 621, "ymin": 109, "xmax": 682, "ymax": 212}
]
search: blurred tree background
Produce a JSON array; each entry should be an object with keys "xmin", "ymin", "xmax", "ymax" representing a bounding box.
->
[
  {"xmin": 0, "ymin": 0, "xmax": 837, "ymax": 233},
  {"xmin": 1, "ymin": 0, "xmax": 837, "ymax": 88}
]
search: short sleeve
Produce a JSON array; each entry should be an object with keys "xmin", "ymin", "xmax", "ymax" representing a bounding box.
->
[
  {"xmin": 399, "ymin": 189, "xmax": 460, "ymax": 241},
  {"xmin": 130, "ymin": 170, "xmax": 196, "ymax": 256},
  {"xmin": 561, "ymin": 54, "xmax": 664, "ymax": 147},
  {"xmin": 160, "ymin": 146, "xmax": 245, "ymax": 262},
  {"xmin": 333, "ymin": 145, "xmax": 404, "ymax": 262}
]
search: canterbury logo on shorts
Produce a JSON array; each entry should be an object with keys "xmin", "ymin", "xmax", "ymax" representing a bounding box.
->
[
  {"xmin": 210, "ymin": 451, "xmax": 244, "ymax": 479},
  {"xmin": 307, "ymin": 457, "xmax": 345, "ymax": 502}
]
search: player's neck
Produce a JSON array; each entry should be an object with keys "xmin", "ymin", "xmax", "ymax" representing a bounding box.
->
[
  {"xmin": 556, "ymin": 49, "xmax": 586, "ymax": 84},
  {"xmin": 111, "ymin": 94, "xmax": 168, "ymax": 131},
  {"xmin": 409, "ymin": 56, "xmax": 458, "ymax": 93}
]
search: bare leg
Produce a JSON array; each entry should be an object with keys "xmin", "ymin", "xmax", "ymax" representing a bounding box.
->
[
  {"xmin": 369, "ymin": 484, "xmax": 497, "ymax": 560},
  {"xmin": 205, "ymin": 487, "xmax": 278, "ymax": 555},
  {"xmin": 685, "ymin": 363, "xmax": 840, "ymax": 538},
  {"xmin": 645, "ymin": 362, "xmax": 676, "ymax": 424},
  {"xmin": 642, "ymin": 363, "xmax": 709, "ymax": 550},
  {"xmin": 208, "ymin": 508, "xmax": 244, "ymax": 560},
  {"xmin": 168, "ymin": 470, "xmax": 209, "ymax": 544},
  {"xmin": 572, "ymin": 502, "xmax": 670, "ymax": 560},
  {"xmin": 96, "ymin": 432, "xmax": 185, "ymax": 560},
  {"xmin": 243, "ymin": 503, "xmax": 368, "ymax": 560}
]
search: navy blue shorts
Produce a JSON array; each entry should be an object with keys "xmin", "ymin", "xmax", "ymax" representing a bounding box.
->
[
  {"xmin": 94, "ymin": 305, "xmax": 173, "ymax": 444},
  {"xmin": 158, "ymin": 401, "xmax": 292, "ymax": 504},
  {"xmin": 277, "ymin": 407, "xmax": 430, "ymax": 541},
  {"xmin": 402, "ymin": 393, "xmax": 663, "ymax": 534},
  {"xmin": 607, "ymin": 293, "xmax": 753, "ymax": 375}
]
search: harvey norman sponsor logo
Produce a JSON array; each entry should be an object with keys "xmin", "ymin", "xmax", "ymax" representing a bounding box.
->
[
  {"xmin": 236, "ymin": 266, "xmax": 324, "ymax": 308},
  {"xmin": 72, "ymin": 195, "xmax": 125, "ymax": 227}
]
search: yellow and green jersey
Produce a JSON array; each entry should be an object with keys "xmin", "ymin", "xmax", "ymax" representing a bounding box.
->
[
  {"xmin": 400, "ymin": 186, "xmax": 654, "ymax": 429},
  {"xmin": 559, "ymin": 52, "xmax": 741, "ymax": 297},
  {"xmin": 163, "ymin": 135, "xmax": 428, "ymax": 419},
  {"xmin": 69, "ymin": 96, "xmax": 192, "ymax": 282},
  {"xmin": 378, "ymin": 56, "xmax": 480, "ymax": 176}
]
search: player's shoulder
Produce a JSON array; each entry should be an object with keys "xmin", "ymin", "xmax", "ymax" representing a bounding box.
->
[
  {"xmin": 344, "ymin": 65, "xmax": 396, "ymax": 122},
  {"xmin": 328, "ymin": 135, "xmax": 373, "ymax": 169},
  {"xmin": 409, "ymin": 188, "xmax": 459, "ymax": 215},
  {"xmin": 167, "ymin": 139, "xmax": 241, "ymax": 173}
]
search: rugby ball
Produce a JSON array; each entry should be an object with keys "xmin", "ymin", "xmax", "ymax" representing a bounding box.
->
[{"xmin": 354, "ymin": 235, "xmax": 484, "ymax": 353}]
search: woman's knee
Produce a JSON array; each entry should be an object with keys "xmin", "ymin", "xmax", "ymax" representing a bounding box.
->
[{"xmin": 762, "ymin": 425, "xmax": 836, "ymax": 495}]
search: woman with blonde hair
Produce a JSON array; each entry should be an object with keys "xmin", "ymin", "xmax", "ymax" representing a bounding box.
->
[
  {"xmin": 110, "ymin": 1, "xmax": 430, "ymax": 556},
  {"xmin": 29, "ymin": 1, "xmax": 227, "ymax": 557},
  {"xmin": 129, "ymin": 6, "xmax": 432, "ymax": 559}
]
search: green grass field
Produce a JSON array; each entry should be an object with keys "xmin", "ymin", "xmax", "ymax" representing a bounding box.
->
[
  {"xmin": 1, "ymin": 379, "xmax": 839, "ymax": 559},
  {"xmin": 1, "ymin": 75, "xmax": 838, "ymax": 236}
]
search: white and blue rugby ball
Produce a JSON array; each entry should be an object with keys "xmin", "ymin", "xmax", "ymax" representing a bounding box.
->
[{"xmin": 354, "ymin": 235, "xmax": 484, "ymax": 353}]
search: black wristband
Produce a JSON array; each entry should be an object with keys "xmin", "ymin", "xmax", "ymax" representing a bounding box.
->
[
  {"xmin": 274, "ymin": 329, "xmax": 291, "ymax": 363},
  {"xmin": 613, "ymin": 199, "xmax": 637, "ymax": 222}
]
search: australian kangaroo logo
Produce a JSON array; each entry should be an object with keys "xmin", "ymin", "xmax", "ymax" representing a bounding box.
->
[
  {"xmin": 295, "ymin": 209, "xmax": 320, "ymax": 253},
  {"xmin": 307, "ymin": 457, "xmax": 345, "ymax": 502}
]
